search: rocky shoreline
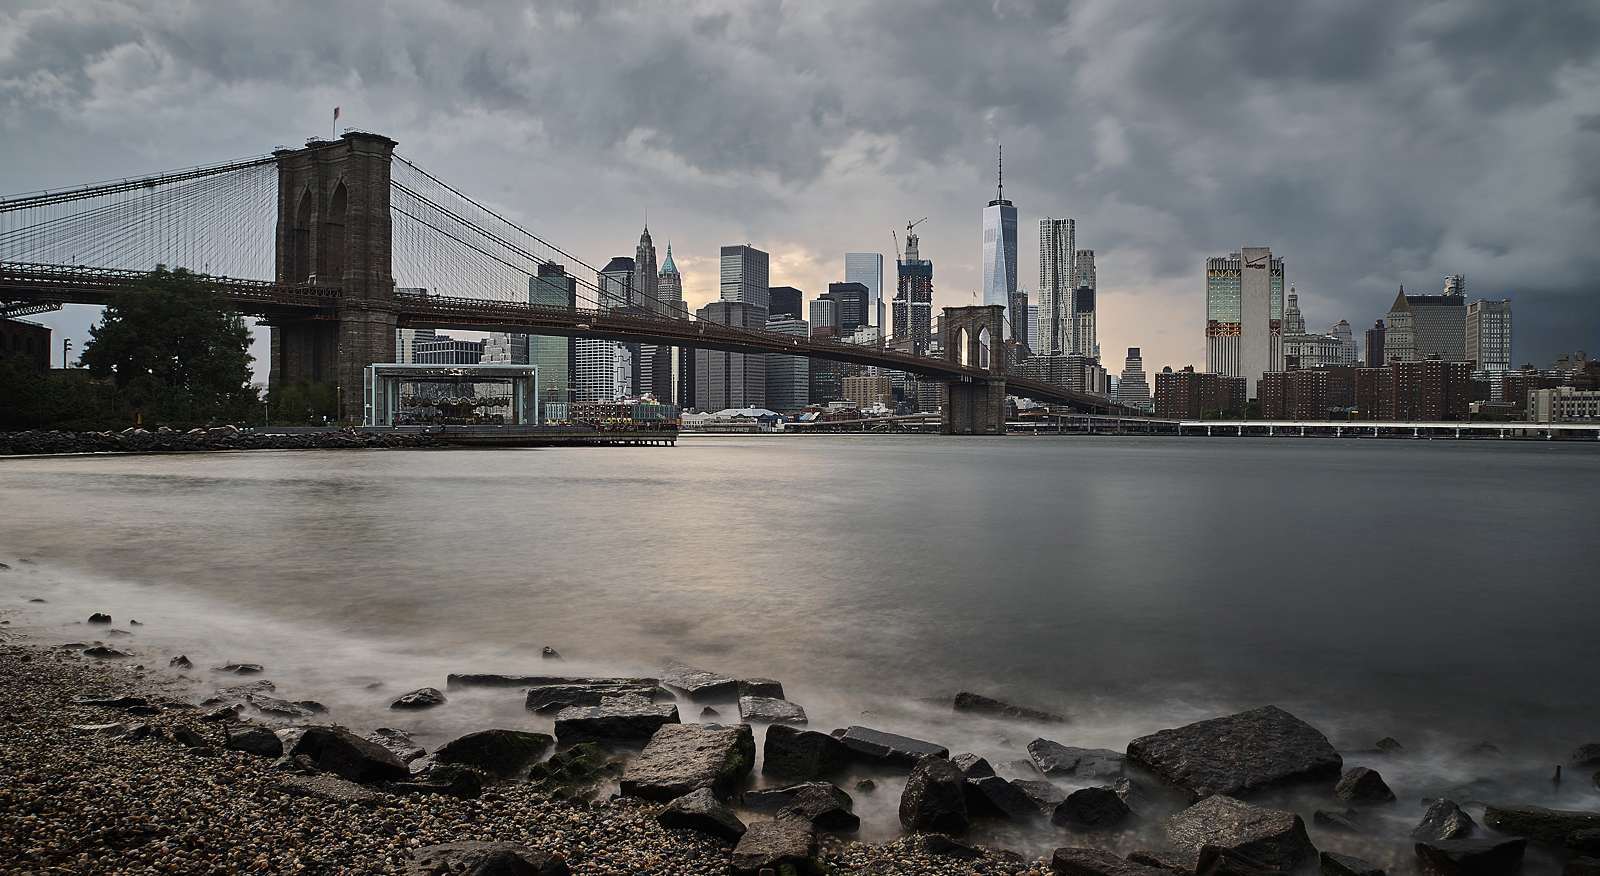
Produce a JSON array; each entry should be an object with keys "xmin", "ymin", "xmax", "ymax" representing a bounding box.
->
[
  {"xmin": 3, "ymin": 619, "xmax": 1599, "ymax": 876},
  {"xmin": 1, "ymin": 427, "xmax": 441, "ymax": 456}
]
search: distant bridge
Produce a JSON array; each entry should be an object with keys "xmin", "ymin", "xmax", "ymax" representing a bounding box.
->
[{"xmin": 0, "ymin": 132, "xmax": 1132, "ymax": 431}]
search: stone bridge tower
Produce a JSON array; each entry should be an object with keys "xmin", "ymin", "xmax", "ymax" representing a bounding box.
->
[
  {"xmin": 269, "ymin": 132, "xmax": 397, "ymax": 421},
  {"xmin": 941, "ymin": 304, "xmax": 1008, "ymax": 435}
]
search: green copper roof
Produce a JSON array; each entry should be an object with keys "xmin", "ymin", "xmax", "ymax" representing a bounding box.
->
[{"xmin": 660, "ymin": 243, "xmax": 678, "ymax": 275}]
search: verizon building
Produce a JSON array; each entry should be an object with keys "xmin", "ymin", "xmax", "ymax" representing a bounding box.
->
[{"xmin": 1206, "ymin": 247, "xmax": 1284, "ymax": 398}]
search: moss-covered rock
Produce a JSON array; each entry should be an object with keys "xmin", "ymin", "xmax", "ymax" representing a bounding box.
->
[{"xmin": 527, "ymin": 742, "xmax": 623, "ymax": 792}]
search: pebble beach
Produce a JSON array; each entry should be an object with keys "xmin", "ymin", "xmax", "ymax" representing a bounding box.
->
[{"xmin": 0, "ymin": 637, "xmax": 1046, "ymax": 876}]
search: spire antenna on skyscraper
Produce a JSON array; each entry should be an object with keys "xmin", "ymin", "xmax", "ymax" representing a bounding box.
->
[{"xmin": 998, "ymin": 145, "xmax": 1004, "ymax": 202}]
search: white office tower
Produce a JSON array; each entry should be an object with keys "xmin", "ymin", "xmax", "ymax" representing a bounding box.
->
[
  {"xmin": 1205, "ymin": 247, "xmax": 1284, "ymax": 397},
  {"xmin": 1466, "ymin": 298, "xmax": 1513, "ymax": 371},
  {"xmin": 1118, "ymin": 347, "xmax": 1151, "ymax": 411},
  {"xmin": 1027, "ymin": 304, "xmax": 1039, "ymax": 354},
  {"xmin": 845, "ymin": 253, "xmax": 885, "ymax": 328},
  {"xmin": 1038, "ymin": 218, "xmax": 1075, "ymax": 355},
  {"xmin": 574, "ymin": 339, "xmax": 632, "ymax": 403},
  {"xmin": 1072, "ymin": 249, "xmax": 1097, "ymax": 360},
  {"xmin": 395, "ymin": 327, "xmax": 435, "ymax": 363},
  {"xmin": 1330, "ymin": 320, "xmax": 1359, "ymax": 364},
  {"xmin": 982, "ymin": 148, "xmax": 1019, "ymax": 337}
]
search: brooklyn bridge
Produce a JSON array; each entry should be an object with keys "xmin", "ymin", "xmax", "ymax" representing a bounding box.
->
[{"xmin": 0, "ymin": 131, "xmax": 1133, "ymax": 434}]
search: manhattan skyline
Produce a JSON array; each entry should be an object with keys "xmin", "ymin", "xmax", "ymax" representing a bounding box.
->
[{"xmin": 2, "ymin": 1, "xmax": 1597, "ymax": 375}]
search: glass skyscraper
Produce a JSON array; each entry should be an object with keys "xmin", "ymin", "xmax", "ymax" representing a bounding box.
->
[
  {"xmin": 1205, "ymin": 248, "xmax": 1284, "ymax": 397},
  {"xmin": 982, "ymin": 149, "xmax": 1018, "ymax": 338},
  {"xmin": 720, "ymin": 244, "xmax": 769, "ymax": 310},
  {"xmin": 844, "ymin": 252, "xmax": 884, "ymax": 328}
]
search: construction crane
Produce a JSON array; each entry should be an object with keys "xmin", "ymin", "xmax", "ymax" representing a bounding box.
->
[{"xmin": 894, "ymin": 218, "xmax": 927, "ymax": 264}]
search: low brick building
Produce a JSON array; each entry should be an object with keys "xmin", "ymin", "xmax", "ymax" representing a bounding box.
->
[{"xmin": 1, "ymin": 317, "xmax": 51, "ymax": 371}]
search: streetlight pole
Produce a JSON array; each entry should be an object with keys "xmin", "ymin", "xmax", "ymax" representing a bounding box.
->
[{"xmin": 62, "ymin": 338, "xmax": 71, "ymax": 369}]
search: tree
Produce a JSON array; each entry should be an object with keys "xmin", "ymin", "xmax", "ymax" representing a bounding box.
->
[{"xmin": 80, "ymin": 266, "xmax": 258, "ymax": 424}]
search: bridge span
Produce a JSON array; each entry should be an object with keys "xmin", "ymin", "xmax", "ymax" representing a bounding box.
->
[{"xmin": 1, "ymin": 131, "xmax": 1135, "ymax": 431}]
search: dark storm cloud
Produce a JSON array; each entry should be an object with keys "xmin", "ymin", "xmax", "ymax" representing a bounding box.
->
[{"xmin": 2, "ymin": 0, "xmax": 1597, "ymax": 367}]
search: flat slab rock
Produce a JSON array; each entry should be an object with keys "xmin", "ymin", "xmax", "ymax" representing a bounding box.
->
[
  {"xmin": 445, "ymin": 673, "xmax": 654, "ymax": 689},
  {"xmin": 1029, "ymin": 738, "xmax": 1125, "ymax": 778},
  {"xmin": 1321, "ymin": 851, "xmax": 1384, "ymax": 876},
  {"xmin": 552, "ymin": 694, "xmax": 679, "ymax": 745},
  {"xmin": 525, "ymin": 682, "xmax": 657, "ymax": 714},
  {"xmin": 404, "ymin": 841, "xmax": 570, "ymax": 876},
  {"xmin": 1166, "ymin": 795, "xmax": 1317, "ymax": 872},
  {"xmin": 838, "ymin": 725, "xmax": 948, "ymax": 766},
  {"xmin": 275, "ymin": 774, "xmax": 380, "ymax": 805},
  {"xmin": 659, "ymin": 661, "xmax": 739, "ymax": 702},
  {"xmin": 619, "ymin": 723, "xmax": 755, "ymax": 802},
  {"xmin": 1051, "ymin": 848, "xmax": 1172, "ymax": 876},
  {"xmin": 1482, "ymin": 804, "xmax": 1600, "ymax": 844},
  {"xmin": 288, "ymin": 726, "xmax": 411, "ymax": 784},
  {"xmin": 738, "ymin": 696, "xmax": 807, "ymax": 724},
  {"xmin": 1127, "ymin": 705, "xmax": 1343, "ymax": 801},
  {"xmin": 953, "ymin": 690, "xmax": 1066, "ymax": 723}
]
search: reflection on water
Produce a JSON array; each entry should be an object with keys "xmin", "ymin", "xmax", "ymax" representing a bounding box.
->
[{"xmin": 2, "ymin": 436, "xmax": 1599, "ymax": 854}]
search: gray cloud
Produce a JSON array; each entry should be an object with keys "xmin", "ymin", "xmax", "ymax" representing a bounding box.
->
[{"xmin": 2, "ymin": 0, "xmax": 1597, "ymax": 372}]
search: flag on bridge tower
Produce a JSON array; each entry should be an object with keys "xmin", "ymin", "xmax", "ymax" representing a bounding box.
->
[{"xmin": 334, "ymin": 107, "xmax": 340, "ymax": 122}]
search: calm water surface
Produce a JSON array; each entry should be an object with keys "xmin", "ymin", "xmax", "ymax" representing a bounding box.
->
[{"xmin": 3, "ymin": 435, "xmax": 1598, "ymax": 839}]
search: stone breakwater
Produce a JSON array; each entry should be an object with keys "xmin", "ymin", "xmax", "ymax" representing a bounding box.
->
[
  {"xmin": 0, "ymin": 427, "xmax": 440, "ymax": 456},
  {"xmin": 4, "ymin": 624, "xmax": 1600, "ymax": 876}
]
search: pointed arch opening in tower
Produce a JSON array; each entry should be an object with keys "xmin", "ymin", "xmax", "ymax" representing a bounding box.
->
[
  {"xmin": 325, "ymin": 182, "xmax": 347, "ymax": 282},
  {"xmin": 292, "ymin": 189, "xmax": 313, "ymax": 283},
  {"xmin": 957, "ymin": 327, "xmax": 971, "ymax": 366},
  {"xmin": 978, "ymin": 326, "xmax": 991, "ymax": 370}
]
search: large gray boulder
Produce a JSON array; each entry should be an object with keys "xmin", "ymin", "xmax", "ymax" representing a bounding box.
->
[
  {"xmin": 659, "ymin": 661, "xmax": 738, "ymax": 702},
  {"xmin": 656, "ymin": 787, "xmax": 746, "ymax": 842},
  {"xmin": 953, "ymin": 691, "xmax": 1065, "ymax": 723},
  {"xmin": 738, "ymin": 696, "xmax": 807, "ymax": 725},
  {"xmin": 899, "ymin": 755, "xmax": 969, "ymax": 834},
  {"xmin": 1127, "ymin": 705, "xmax": 1343, "ymax": 802},
  {"xmin": 432, "ymin": 729, "xmax": 553, "ymax": 778},
  {"xmin": 288, "ymin": 726, "xmax": 411, "ymax": 783},
  {"xmin": 1574, "ymin": 743, "xmax": 1600, "ymax": 767},
  {"xmin": 1166, "ymin": 795, "xmax": 1317, "ymax": 873},
  {"xmin": 1334, "ymin": 767, "xmax": 1394, "ymax": 803},
  {"xmin": 404, "ymin": 841, "xmax": 569, "ymax": 876},
  {"xmin": 730, "ymin": 819, "xmax": 816, "ymax": 876},
  {"xmin": 618, "ymin": 723, "xmax": 754, "ymax": 801},
  {"xmin": 1013, "ymin": 779, "xmax": 1068, "ymax": 812},
  {"xmin": 524, "ymin": 682, "xmax": 658, "ymax": 714},
  {"xmin": 1053, "ymin": 786, "xmax": 1133, "ymax": 829},
  {"xmin": 1414, "ymin": 837, "xmax": 1524, "ymax": 876},
  {"xmin": 1482, "ymin": 804, "xmax": 1600, "ymax": 844},
  {"xmin": 763, "ymin": 724, "xmax": 850, "ymax": 780},
  {"xmin": 224, "ymin": 723, "xmax": 283, "ymax": 758},
  {"xmin": 552, "ymin": 694, "xmax": 679, "ymax": 745},
  {"xmin": 839, "ymin": 725, "xmax": 948, "ymax": 767},
  {"xmin": 1412, "ymin": 799, "xmax": 1476, "ymax": 841},
  {"xmin": 1029, "ymin": 738, "xmax": 1125, "ymax": 779},
  {"xmin": 1051, "ymin": 848, "xmax": 1172, "ymax": 876},
  {"xmin": 777, "ymin": 784, "xmax": 860, "ymax": 832},
  {"xmin": 738, "ymin": 678, "xmax": 784, "ymax": 698},
  {"xmin": 966, "ymin": 775, "xmax": 1043, "ymax": 820}
]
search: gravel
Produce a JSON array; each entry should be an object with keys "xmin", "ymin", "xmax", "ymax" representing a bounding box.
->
[{"xmin": 0, "ymin": 640, "xmax": 1048, "ymax": 876}]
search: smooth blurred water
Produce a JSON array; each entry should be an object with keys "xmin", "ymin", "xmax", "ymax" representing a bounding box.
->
[{"xmin": 3, "ymin": 436, "xmax": 1598, "ymax": 802}]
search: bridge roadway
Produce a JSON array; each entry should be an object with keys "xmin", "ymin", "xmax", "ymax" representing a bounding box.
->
[{"xmin": 0, "ymin": 261, "xmax": 1124, "ymax": 413}]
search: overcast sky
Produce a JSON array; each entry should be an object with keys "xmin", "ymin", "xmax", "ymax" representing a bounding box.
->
[{"xmin": 4, "ymin": 0, "xmax": 1599, "ymax": 376}]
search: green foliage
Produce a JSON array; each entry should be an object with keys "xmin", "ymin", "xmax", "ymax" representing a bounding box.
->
[
  {"xmin": 80, "ymin": 266, "xmax": 258, "ymax": 424},
  {"xmin": 0, "ymin": 357, "xmax": 127, "ymax": 431},
  {"xmin": 269, "ymin": 380, "xmax": 340, "ymax": 425}
]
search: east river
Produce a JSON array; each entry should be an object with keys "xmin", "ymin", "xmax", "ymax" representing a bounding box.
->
[{"xmin": 2, "ymin": 434, "xmax": 1598, "ymax": 840}]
